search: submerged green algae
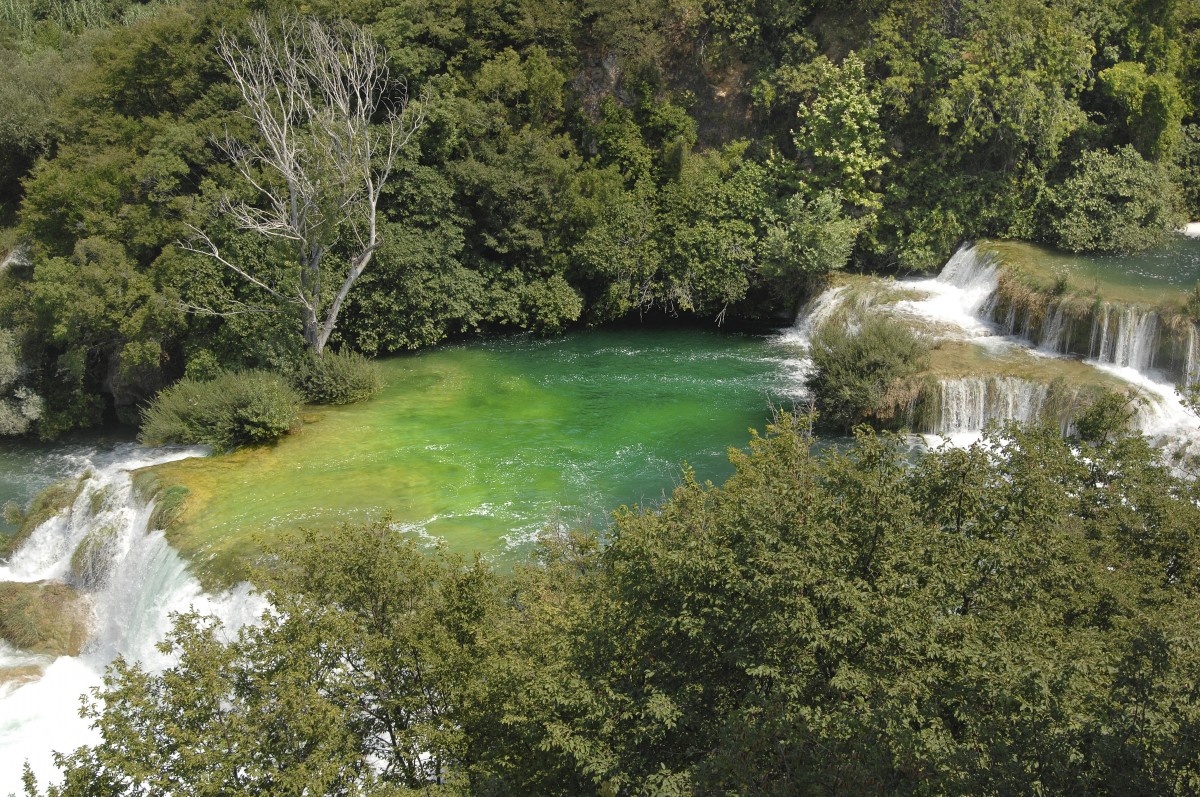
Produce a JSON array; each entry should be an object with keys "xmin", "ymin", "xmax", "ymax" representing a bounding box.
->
[{"xmin": 144, "ymin": 330, "xmax": 791, "ymax": 587}]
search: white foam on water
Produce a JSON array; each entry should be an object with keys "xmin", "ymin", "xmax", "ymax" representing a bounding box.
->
[
  {"xmin": 0, "ymin": 445, "xmax": 265, "ymax": 795},
  {"xmin": 777, "ymin": 244, "xmax": 1200, "ymax": 448},
  {"xmin": 889, "ymin": 245, "xmax": 1001, "ymax": 338}
]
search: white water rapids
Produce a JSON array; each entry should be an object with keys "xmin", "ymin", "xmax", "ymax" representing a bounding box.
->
[
  {"xmin": 780, "ymin": 244, "xmax": 1200, "ymax": 449},
  {"xmin": 0, "ymin": 446, "xmax": 263, "ymax": 795}
]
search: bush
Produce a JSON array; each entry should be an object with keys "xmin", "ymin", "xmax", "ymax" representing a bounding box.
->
[
  {"xmin": 807, "ymin": 316, "xmax": 928, "ymax": 431},
  {"xmin": 0, "ymin": 328, "xmax": 42, "ymax": 436},
  {"xmin": 1047, "ymin": 146, "xmax": 1184, "ymax": 253},
  {"xmin": 289, "ymin": 350, "xmax": 383, "ymax": 405},
  {"xmin": 140, "ymin": 371, "xmax": 300, "ymax": 451}
]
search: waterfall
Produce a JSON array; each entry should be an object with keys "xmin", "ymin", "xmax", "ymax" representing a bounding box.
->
[
  {"xmin": 0, "ymin": 446, "xmax": 263, "ymax": 794},
  {"xmin": 936, "ymin": 245, "xmax": 1000, "ymax": 293},
  {"xmin": 1038, "ymin": 304, "xmax": 1071, "ymax": 354},
  {"xmin": 886, "ymin": 245, "xmax": 1003, "ymax": 340},
  {"xmin": 931, "ymin": 377, "xmax": 1049, "ymax": 434},
  {"xmin": 1086, "ymin": 304, "xmax": 1161, "ymax": 372},
  {"xmin": 778, "ymin": 285, "xmax": 850, "ymax": 347},
  {"xmin": 775, "ymin": 285, "xmax": 852, "ymax": 399},
  {"xmin": 777, "ymin": 244, "xmax": 1200, "ymax": 454}
]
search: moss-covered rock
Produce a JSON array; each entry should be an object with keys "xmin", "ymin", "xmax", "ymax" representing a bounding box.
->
[
  {"xmin": 0, "ymin": 475, "xmax": 89, "ymax": 561},
  {"xmin": 69, "ymin": 522, "xmax": 120, "ymax": 589},
  {"xmin": 0, "ymin": 581, "xmax": 91, "ymax": 656},
  {"xmin": 0, "ymin": 662, "xmax": 47, "ymax": 691}
]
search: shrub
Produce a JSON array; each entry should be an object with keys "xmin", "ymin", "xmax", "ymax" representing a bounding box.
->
[
  {"xmin": 1047, "ymin": 146, "xmax": 1184, "ymax": 254},
  {"xmin": 1074, "ymin": 389, "xmax": 1142, "ymax": 443},
  {"xmin": 0, "ymin": 328, "xmax": 43, "ymax": 436},
  {"xmin": 807, "ymin": 316, "xmax": 929, "ymax": 431},
  {"xmin": 140, "ymin": 371, "xmax": 300, "ymax": 451},
  {"xmin": 289, "ymin": 350, "xmax": 383, "ymax": 405}
]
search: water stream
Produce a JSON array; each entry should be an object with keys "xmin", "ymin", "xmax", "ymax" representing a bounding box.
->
[
  {"xmin": 0, "ymin": 329, "xmax": 794, "ymax": 792},
  {"xmin": 782, "ymin": 241, "xmax": 1200, "ymax": 448}
]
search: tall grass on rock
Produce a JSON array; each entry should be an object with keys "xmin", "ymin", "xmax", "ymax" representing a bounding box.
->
[
  {"xmin": 289, "ymin": 350, "xmax": 383, "ymax": 405},
  {"xmin": 140, "ymin": 371, "xmax": 300, "ymax": 452}
]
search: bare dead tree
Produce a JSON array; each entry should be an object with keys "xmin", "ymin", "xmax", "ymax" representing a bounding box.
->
[{"xmin": 183, "ymin": 15, "xmax": 426, "ymax": 355}]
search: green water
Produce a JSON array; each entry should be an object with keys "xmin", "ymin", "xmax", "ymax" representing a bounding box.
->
[
  {"xmin": 1059, "ymin": 237, "xmax": 1200, "ymax": 291},
  {"xmin": 0, "ymin": 444, "xmax": 100, "ymax": 536},
  {"xmin": 151, "ymin": 329, "xmax": 793, "ymax": 571},
  {"xmin": 988, "ymin": 237, "xmax": 1200, "ymax": 305}
]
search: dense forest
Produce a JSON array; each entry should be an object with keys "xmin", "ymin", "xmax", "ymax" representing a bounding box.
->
[
  {"xmin": 24, "ymin": 413, "xmax": 1200, "ymax": 795},
  {"xmin": 0, "ymin": 0, "xmax": 1197, "ymax": 436},
  {"xmin": 4, "ymin": 1, "xmax": 1200, "ymax": 792}
]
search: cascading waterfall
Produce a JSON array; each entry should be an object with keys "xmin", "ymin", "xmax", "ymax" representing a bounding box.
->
[
  {"xmin": 932, "ymin": 377, "xmax": 1049, "ymax": 434},
  {"xmin": 0, "ymin": 446, "xmax": 262, "ymax": 794},
  {"xmin": 1187, "ymin": 324, "xmax": 1200, "ymax": 386},
  {"xmin": 936, "ymin": 245, "xmax": 1000, "ymax": 293},
  {"xmin": 1089, "ymin": 304, "xmax": 1160, "ymax": 372},
  {"xmin": 779, "ymin": 243, "xmax": 1200, "ymax": 448},
  {"xmin": 778, "ymin": 285, "xmax": 851, "ymax": 347},
  {"xmin": 1037, "ymin": 304, "xmax": 1073, "ymax": 354},
  {"xmin": 776, "ymin": 285, "xmax": 853, "ymax": 399}
]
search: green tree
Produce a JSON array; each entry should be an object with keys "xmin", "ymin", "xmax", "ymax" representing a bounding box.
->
[
  {"xmin": 761, "ymin": 189, "xmax": 861, "ymax": 299},
  {"xmin": 807, "ymin": 314, "xmax": 929, "ymax": 431},
  {"xmin": 793, "ymin": 53, "xmax": 889, "ymax": 212},
  {"xmin": 47, "ymin": 520, "xmax": 505, "ymax": 796},
  {"xmin": 1048, "ymin": 145, "xmax": 1185, "ymax": 253},
  {"xmin": 1099, "ymin": 61, "xmax": 1189, "ymax": 159},
  {"xmin": 185, "ymin": 15, "xmax": 427, "ymax": 355}
]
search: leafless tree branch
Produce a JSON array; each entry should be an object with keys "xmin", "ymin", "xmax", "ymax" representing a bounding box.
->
[{"xmin": 183, "ymin": 14, "xmax": 427, "ymax": 354}]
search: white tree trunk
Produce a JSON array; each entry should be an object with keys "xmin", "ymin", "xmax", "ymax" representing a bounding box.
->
[{"xmin": 182, "ymin": 15, "xmax": 426, "ymax": 355}]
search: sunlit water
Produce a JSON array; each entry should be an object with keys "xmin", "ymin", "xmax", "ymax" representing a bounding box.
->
[
  {"xmin": 4, "ymin": 243, "xmax": 1200, "ymax": 792},
  {"xmin": 0, "ymin": 329, "xmax": 797, "ymax": 792},
  {"xmin": 151, "ymin": 329, "xmax": 797, "ymax": 563}
]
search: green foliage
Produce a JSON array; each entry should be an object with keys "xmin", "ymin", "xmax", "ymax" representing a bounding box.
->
[
  {"xmin": 761, "ymin": 189, "xmax": 860, "ymax": 298},
  {"xmin": 1048, "ymin": 145, "xmax": 1185, "ymax": 253},
  {"xmin": 139, "ymin": 370, "xmax": 300, "ymax": 451},
  {"xmin": 807, "ymin": 315, "xmax": 929, "ymax": 430},
  {"xmin": 49, "ymin": 519, "xmax": 505, "ymax": 796},
  {"xmin": 0, "ymin": 327, "xmax": 42, "ymax": 435},
  {"xmin": 1074, "ymin": 388, "xmax": 1142, "ymax": 443},
  {"xmin": 1100, "ymin": 61, "xmax": 1188, "ymax": 159},
  {"xmin": 1178, "ymin": 124, "xmax": 1200, "ymax": 218},
  {"xmin": 288, "ymin": 350, "xmax": 383, "ymax": 406},
  {"xmin": 43, "ymin": 415, "xmax": 1200, "ymax": 794},
  {"xmin": 0, "ymin": 0, "xmax": 1196, "ymax": 432},
  {"xmin": 793, "ymin": 53, "xmax": 889, "ymax": 211},
  {"xmin": 924, "ymin": 0, "xmax": 1092, "ymax": 164}
]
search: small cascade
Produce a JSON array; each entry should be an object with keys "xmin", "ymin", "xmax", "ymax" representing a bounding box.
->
[
  {"xmin": 1088, "ymin": 305, "xmax": 1160, "ymax": 372},
  {"xmin": 778, "ymin": 285, "xmax": 850, "ymax": 347},
  {"xmin": 937, "ymin": 245, "xmax": 1000, "ymax": 292},
  {"xmin": 929, "ymin": 377, "xmax": 1049, "ymax": 435},
  {"xmin": 777, "ymin": 243, "xmax": 1200, "ymax": 451},
  {"xmin": 776, "ymin": 285, "xmax": 853, "ymax": 398},
  {"xmin": 1038, "ymin": 304, "xmax": 1072, "ymax": 354},
  {"xmin": 0, "ymin": 445, "xmax": 263, "ymax": 794}
]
